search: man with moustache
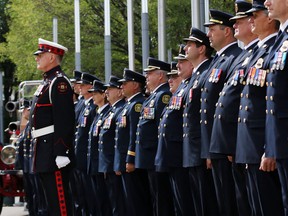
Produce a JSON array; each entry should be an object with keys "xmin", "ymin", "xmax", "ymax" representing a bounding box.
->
[
  {"xmin": 135, "ymin": 58, "xmax": 173, "ymax": 216},
  {"xmin": 114, "ymin": 69, "xmax": 152, "ymax": 216}
]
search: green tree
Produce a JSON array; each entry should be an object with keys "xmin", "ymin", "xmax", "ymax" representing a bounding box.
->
[
  {"xmin": 1, "ymin": 0, "xmax": 235, "ymax": 82},
  {"xmin": 210, "ymin": 0, "xmax": 235, "ymax": 14}
]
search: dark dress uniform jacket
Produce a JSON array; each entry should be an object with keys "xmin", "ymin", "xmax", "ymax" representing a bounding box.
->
[
  {"xmin": 15, "ymin": 124, "xmax": 31, "ymax": 172},
  {"xmin": 265, "ymin": 28, "xmax": 288, "ymax": 159},
  {"xmin": 155, "ymin": 78, "xmax": 191, "ymax": 170},
  {"xmin": 135, "ymin": 83, "xmax": 171, "ymax": 169},
  {"xmin": 183, "ymin": 60, "xmax": 211, "ymax": 167},
  {"xmin": 87, "ymin": 104, "xmax": 110, "ymax": 175},
  {"xmin": 210, "ymin": 40, "xmax": 258, "ymax": 155},
  {"xmin": 75, "ymin": 96, "xmax": 85, "ymax": 124},
  {"xmin": 114, "ymin": 93, "xmax": 145, "ymax": 172},
  {"xmin": 75, "ymin": 98, "xmax": 96, "ymax": 171},
  {"xmin": 98, "ymin": 99, "xmax": 125, "ymax": 173},
  {"xmin": 200, "ymin": 43, "xmax": 242, "ymax": 159},
  {"xmin": 236, "ymin": 35, "xmax": 276, "ymax": 164},
  {"xmin": 30, "ymin": 66, "xmax": 75, "ymax": 172}
]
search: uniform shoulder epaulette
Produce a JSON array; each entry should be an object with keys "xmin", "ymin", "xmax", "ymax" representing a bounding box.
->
[{"xmin": 49, "ymin": 72, "xmax": 72, "ymax": 104}]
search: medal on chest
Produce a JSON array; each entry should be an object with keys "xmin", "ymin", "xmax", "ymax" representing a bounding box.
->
[
  {"xmin": 119, "ymin": 109, "xmax": 127, "ymax": 128},
  {"xmin": 93, "ymin": 119, "xmax": 102, "ymax": 136},
  {"xmin": 271, "ymin": 40, "xmax": 288, "ymax": 71},
  {"xmin": 209, "ymin": 68, "xmax": 222, "ymax": 83},
  {"xmin": 246, "ymin": 58, "xmax": 267, "ymax": 87},
  {"xmin": 81, "ymin": 107, "xmax": 90, "ymax": 127},
  {"xmin": 103, "ymin": 112, "xmax": 114, "ymax": 129},
  {"xmin": 170, "ymin": 96, "xmax": 183, "ymax": 110},
  {"xmin": 231, "ymin": 69, "xmax": 244, "ymax": 86},
  {"xmin": 143, "ymin": 107, "xmax": 155, "ymax": 119},
  {"xmin": 143, "ymin": 99, "xmax": 155, "ymax": 119}
]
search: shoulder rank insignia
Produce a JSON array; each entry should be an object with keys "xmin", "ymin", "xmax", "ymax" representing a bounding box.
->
[
  {"xmin": 134, "ymin": 103, "xmax": 142, "ymax": 112},
  {"xmin": 162, "ymin": 95, "xmax": 170, "ymax": 104}
]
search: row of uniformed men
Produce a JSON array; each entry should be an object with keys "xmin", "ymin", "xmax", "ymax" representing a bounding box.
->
[
  {"xmin": 15, "ymin": 0, "xmax": 288, "ymax": 215},
  {"xmin": 71, "ymin": 1, "xmax": 288, "ymax": 216}
]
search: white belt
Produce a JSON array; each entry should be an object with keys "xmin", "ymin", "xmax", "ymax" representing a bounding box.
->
[{"xmin": 31, "ymin": 125, "xmax": 54, "ymax": 138}]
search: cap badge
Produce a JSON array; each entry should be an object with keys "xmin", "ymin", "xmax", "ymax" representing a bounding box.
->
[{"xmin": 235, "ymin": 3, "xmax": 238, "ymax": 13}]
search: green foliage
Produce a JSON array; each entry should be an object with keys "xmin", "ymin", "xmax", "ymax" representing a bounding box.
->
[
  {"xmin": 1, "ymin": 0, "xmax": 235, "ymax": 82},
  {"xmin": 210, "ymin": 0, "xmax": 235, "ymax": 14}
]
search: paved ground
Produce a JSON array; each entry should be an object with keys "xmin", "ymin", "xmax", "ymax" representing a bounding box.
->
[{"xmin": 1, "ymin": 206, "xmax": 28, "ymax": 216}]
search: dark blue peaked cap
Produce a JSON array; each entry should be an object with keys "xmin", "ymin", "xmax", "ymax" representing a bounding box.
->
[
  {"xmin": 204, "ymin": 9, "xmax": 234, "ymax": 27},
  {"xmin": 183, "ymin": 27, "xmax": 211, "ymax": 48},
  {"xmin": 245, "ymin": 0, "xmax": 266, "ymax": 14},
  {"xmin": 104, "ymin": 75, "xmax": 122, "ymax": 88},
  {"xmin": 76, "ymin": 72, "xmax": 100, "ymax": 85},
  {"xmin": 174, "ymin": 44, "xmax": 186, "ymax": 60},
  {"xmin": 230, "ymin": 0, "xmax": 252, "ymax": 20},
  {"xmin": 167, "ymin": 61, "xmax": 179, "ymax": 76},
  {"xmin": 73, "ymin": 70, "xmax": 82, "ymax": 81},
  {"xmin": 144, "ymin": 57, "xmax": 171, "ymax": 72},
  {"xmin": 88, "ymin": 80, "xmax": 106, "ymax": 92},
  {"xmin": 119, "ymin": 68, "xmax": 146, "ymax": 85}
]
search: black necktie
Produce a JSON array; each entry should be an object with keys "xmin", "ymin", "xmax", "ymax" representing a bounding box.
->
[{"xmin": 211, "ymin": 54, "xmax": 219, "ymax": 65}]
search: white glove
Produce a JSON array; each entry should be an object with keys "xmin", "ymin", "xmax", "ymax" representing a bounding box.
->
[{"xmin": 55, "ymin": 156, "xmax": 71, "ymax": 169}]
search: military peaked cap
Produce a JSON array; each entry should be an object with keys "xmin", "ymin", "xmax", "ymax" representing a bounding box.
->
[
  {"xmin": 230, "ymin": 0, "xmax": 252, "ymax": 20},
  {"xmin": 119, "ymin": 68, "xmax": 146, "ymax": 85},
  {"xmin": 144, "ymin": 57, "xmax": 171, "ymax": 72},
  {"xmin": 245, "ymin": 0, "xmax": 266, "ymax": 14},
  {"xmin": 88, "ymin": 80, "xmax": 107, "ymax": 92},
  {"xmin": 34, "ymin": 38, "xmax": 68, "ymax": 56},
  {"xmin": 76, "ymin": 72, "xmax": 100, "ymax": 85},
  {"xmin": 104, "ymin": 75, "xmax": 122, "ymax": 88},
  {"xmin": 204, "ymin": 9, "xmax": 235, "ymax": 27},
  {"xmin": 174, "ymin": 44, "xmax": 186, "ymax": 60},
  {"xmin": 184, "ymin": 27, "xmax": 211, "ymax": 48}
]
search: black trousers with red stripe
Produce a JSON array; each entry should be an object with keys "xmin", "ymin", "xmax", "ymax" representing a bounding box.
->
[{"xmin": 39, "ymin": 167, "xmax": 73, "ymax": 216}]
